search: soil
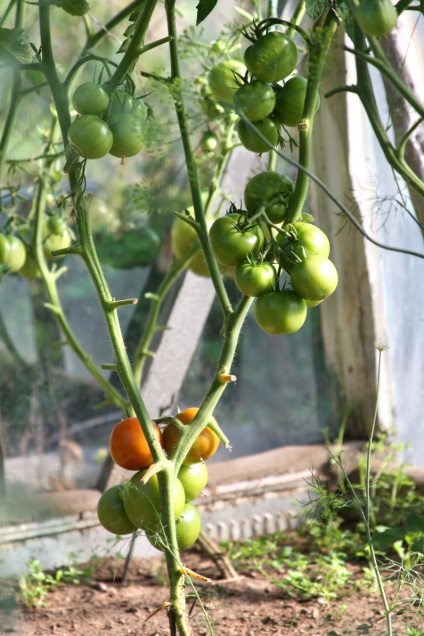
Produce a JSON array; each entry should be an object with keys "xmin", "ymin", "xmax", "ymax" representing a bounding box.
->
[{"xmin": 1, "ymin": 545, "xmax": 422, "ymax": 636}]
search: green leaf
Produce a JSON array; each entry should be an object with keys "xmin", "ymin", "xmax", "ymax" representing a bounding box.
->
[
  {"xmin": 336, "ymin": 0, "xmax": 355, "ymax": 42},
  {"xmin": 372, "ymin": 527, "xmax": 406, "ymax": 550},
  {"xmin": 405, "ymin": 512, "xmax": 424, "ymax": 534},
  {"xmin": 196, "ymin": 0, "xmax": 218, "ymax": 25},
  {"xmin": 54, "ymin": 0, "xmax": 89, "ymax": 16},
  {"xmin": 411, "ymin": 536, "xmax": 424, "ymax": 553},
  {"xmin": 0, "ymin": 28, "xmax": 33, "ymax": 65},
  {"xmin": 305, "ymin": 0, "xmax": 327, "ymax": 21}
]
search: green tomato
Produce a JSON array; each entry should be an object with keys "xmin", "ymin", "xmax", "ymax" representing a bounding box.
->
[
  {"xmin": 122, "ymin": 471, "xmax": 185, "ymax": 531},
  {"xmin": 68, "ymin": 115, "xmax": 113, "ymax": 159},
  {"xmin": 209, "ymin": 213, "xmax": 264, "ymax": 268},
  {"xmin": 43, "ymin": 226, "xmax": 72, "ymax": 259},
  {"xmin": 237, "ymin": 117, "xmax": 279, "ymax": 153},
  {"xmin": 244, "ymin": 32, "xmax": 298, "ymax": 83},
  {"xmin": 178, "ymin": 462, "xmax": 208, "ymax": 502},
  {"xmin": 290, "ymin": 255, "xmax": 338, "ymax": 301},
  {"xmin": 355, "ymin": 0, "xmax": 398, "ymax": 36},
  {"xmin": 107, "ymin": 113, "xmax": 145, "ymax": 158},
  {"xmin": 19, "ymin": 251, "xmax": 42, "ymax": 279},
  {"xmin": 109, "ymin": 89, "xmax": 134, "ymax": 114},
  {"xmin": 97, "ymin": 484, "xmax": 138, "ymax": 536},
  {"xmin": 278, "ymin": 222, "xmax": 330, "ymax": 272},
  {"xmin": 208, "ymin": 60, "xmax": 246, "ymax": 103},
  {"xmin": 47, "ymin": 216, "xmax": 68, "ymax": 236},
  {"xmin": 145, "ymin": 503, "xmax": 201, "ymax": 552},
  {"xmin": 235, "ymin": 261, "xmax": 277, "ymax": 297},
  {"xmin": 275, "ymin": 77, "xmax": 320, "ymax": 128},
  {"xmin": 244, "ymin": 171, "xmax": 294, "ymax": 224},
  {"xmin": 0, "ymin": 235, "xmax": 27, "ymax": 273},
  {"xmin": 132, "ymin": 98, "xmax": 148, "ymax": 120},
  {"xmin": 233, "ymin": 81, "xmax": 276, "ymax": 122},
  {"xmin": 72, "ymin": 82, "xmax": 110, "ymax": 116},
  {"xmin": 254, "ymin": 289, "xmax": 307, "ymax": 335}
]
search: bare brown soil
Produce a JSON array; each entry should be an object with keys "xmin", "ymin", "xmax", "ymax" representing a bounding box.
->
[{"xmin": 1, "ymin": 548, "xmax": 422, "ymax": 636}]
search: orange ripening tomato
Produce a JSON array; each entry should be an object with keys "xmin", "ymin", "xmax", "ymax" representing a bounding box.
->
[
  {"xmin": 163, "ymin": 407, "xmax": 220, "ymax": 464},
  {"xmin": 109, "ymin": 417, "xmax": 163, "ymax": 471}
]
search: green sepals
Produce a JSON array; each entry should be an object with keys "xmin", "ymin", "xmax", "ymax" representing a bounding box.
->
[
  {"xmin": 54, "ymin": 0, "xmax": 89, "ymax": 16},
  {"xmin": 196, "ymin": 0, "xmax": 218, "ymax": 25},
  {"xmin": 305, "ymin": 0, "xmax": 327, "ymax": 21},
  {"xmin": 0, "ymin": 27, "xmax": 33, "ymax": 65}
]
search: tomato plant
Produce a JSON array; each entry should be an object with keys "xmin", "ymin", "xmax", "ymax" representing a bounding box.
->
[
  {"xmin": 290, "ymin": 255, "xmax": 338, "ymax": 301},
  {"xmin": 244, "ymin": 32, "xmax": 298, "ymax": 83},
  {"xmin": 244, "ymin": 171, "xmax": 294, "ymax": 223},
  {"xmin": 177, "ymin": 462, "xmax": 208, "ymax": 501},
  {"xmin": 72, "ymin": 82, "xmax": 110, "ymax": 116},
  {"xmin": 254, "ymin": 289, "xmax": 307, "ymax": 335},
  {"xmin": 209, "ymin": 212, "xmax": 264, "ymax": 268},
  {"xmin": 97, "ymin": 484, "xmax": 138, "ymax": 536},
  {"xmin": 237, "ymin": 117, "xmax": 279, "ymax": 153},
  {"xmin": 122, "ymin": 470, "xmax": 185, "ymax": 531},
  {"xmin": 275, "ymin": 77, "xmax": 320, "ymax": 128},
  {"xmin": 233, "ymin": 80, "xmax": 276, "ymax": 121},
  {"xmin": 67, "ymin": 115, "xmax": 113, "ymax": 159},
  {"xmin": 109, "ymin": 417, "xmax": 163, "ymax": 471},
  {"xmin": 43, "ymin": 226, "xmax": 72, "ymax": 259},
  {"xmin": 163, "ymin": 407, "xmax": 220, "ymax": 464},
  {"xmin": 235, "ymin": 261, "xmax": 277, "ymax": 297}
]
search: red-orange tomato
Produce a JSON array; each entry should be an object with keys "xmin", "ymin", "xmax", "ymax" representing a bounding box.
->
[
  {"xmin": 109, "ymin": 417, "xmax": 163, "ymax": 471},
  {"xmin": 163, "ymin": 407, "xmax": 220, "ymax": 464}
]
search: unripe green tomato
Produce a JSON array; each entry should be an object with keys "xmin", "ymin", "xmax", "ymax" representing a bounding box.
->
[
  {"xmin": 208, "ymin": 60, "xmax": 246, "ymax": 103},
  {"xmin": 122, "ymin": 471, "xmax": 185, "ymax": 531},
  {"xmin": 274, "ymin": 77, "xmax": 320, "ymax": 128},
  {"xmin": 0, "ymin": 235, "xmax": 26, "ymax": 273},
  {"xmin": 171, "ymin": 206, "xmax": 214, "ymax": 278},
  {"xmin": 107, "ymin": 113, "xmax": 145, "ymax": 158},
  {"xmin": 235, "ymin": 261, "xmax": 277, "ymax": 297},
  {"xmin": 97, "ymin": 484, "xmax": 138, "ymax": 536},
  {"xmin": 233, "ymin": 81, "xmax": 276, "ymax": 122},
  {"xmin": 19, "ymin": 251, "xmax": 42, "ymax": 279},
  {"xmin": 72, "ymin": 82, "xmax": 110, "ymax": 115},
  {"xmin": 68, "ymin": 115, "xmax": 113, "ymax": 159},
  {"xmin": 355, "ymin": 0, "xmax": 398, "ymax": 36},
  {"xmin": 109, "ymin": 89, "xmax": 134, "ymax": 114},
  {"xmin": 209, "ymin": 213, "xmax": 264, "ymax": 268},
  {"xmin": 178, "ymin": 462, "xmax": 208, "ymax": 501},
  {"xmin": 43, "ymin": 228, "xmax": 72, "ymax": 259},
  {"xmin": 278, "ymin": 222, "xmax": 330, "ymax": 272},
  {"xmin": 244, "ymin": 32, "xmax": 298, "ymax": 83},
  {"xmin": 47, "ymin": 216, "xmax": 68, "ymax": 236},
  {"xmin": 244, "ymin": 171, "xmax": 294, "ymax": 224},
  {"xmin": 254, "ymin": 289, "xmax": 307, "ymax": 335},
  {"xmin": 290, "ymin": 255, "xmax": 338, "ymax": 301},
  {"xmin": 145, "ymin": 503, "xmax": 202, "ymax": 552},
  {"xmin": 237, "ymin": 117, "xmax": 279, "ymax": 153}
]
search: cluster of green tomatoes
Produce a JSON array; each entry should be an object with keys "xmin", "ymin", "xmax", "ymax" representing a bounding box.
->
[
  {"xmin": 172, "ymin": 169, "xmax": 338, "ymax": 335},
  {"xmin": 97, "ymin": 408, "xmax": 220, "ymax": 552},
  {"xmin": 207, "ymin": 29, "xmax": 318, "ymax": 154},
  {"xmin": 0, "ymin": 216, "xmax": 72, "ymax": 279},
  {"xmin": 67, "ymin": 83, "xmax": 147, "ymax": 160}
]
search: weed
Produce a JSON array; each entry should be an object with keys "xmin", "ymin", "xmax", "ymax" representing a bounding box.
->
[{"xmin": 19, "ymin": 560, "xmax": 82, "ymax": 608}]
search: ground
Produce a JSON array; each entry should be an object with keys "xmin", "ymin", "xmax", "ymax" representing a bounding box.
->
[{"xmin": 1, "ymin": 541, "xmax": 422, "ymax": 636}]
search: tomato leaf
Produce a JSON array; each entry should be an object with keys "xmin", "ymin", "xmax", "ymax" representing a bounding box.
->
[
  {"xmin": 196, "ymin": 0, "xmax": 218, "ymax": 25},
  {"xmin": 305, "ymin": 0, "xmax": 327, "ymax": 21},
  {"xmin": 335, "ymin": 0, "xmax": 355, "ymax": 42},
  {"xmin": 54, "ymin": 0, "xmax": 89, "ymax": 16},
  {"xmin": 0, "ymin": 27, "xmax": 33, "ymax": 65}
]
